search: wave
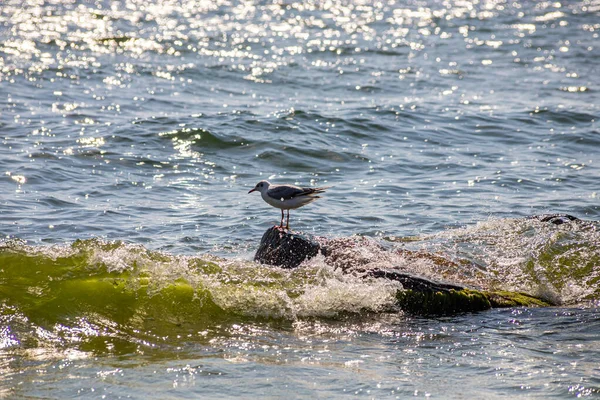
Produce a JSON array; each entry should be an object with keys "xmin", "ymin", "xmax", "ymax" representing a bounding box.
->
[
  {"xmin": 158, "ymin": 127, "xmax": 248, "ymax": 151},
  {"xmin": 0, "ymin": 238, "xmax": 400, "ymax": 354},
  {"xmin": 1, "ymin": 216, "xmax": 598, "ymax": 355},
  {"xmin": 410, "ymin": 216, "xmax": 600, "ymax": 305}
]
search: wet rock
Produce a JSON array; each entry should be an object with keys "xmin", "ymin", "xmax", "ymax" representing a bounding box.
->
[
  {"xmin": 254, "ymin": 226, "xmax": 323, "ymax": 269},
  {"xmin": 253, "ymin": 227, "xmax": 494, "ymax": 314},
  {"xmin": 253, "ymin": 224, "xmax": 556, "ymax": 315},
  {"xmin": 486, "ymin": 291, "xmax": 551, "ymax": 308},
  {"xmin": 531, "ymin": 214, "xmax": 580, "ymax": 225},
  {"xmin": 364, "ymin": 268, "xmax": 492, "ymax": 315},
  {"xmin": 362, "ymin": 269, "xmax": 551, "ymax": 315},
  {"xmin": 365, "ymin": 269, "xmax": 464, "ymax": 292},
  {"xmin": 396, "ymin": 288, "xmax": 493, "ymax": 315}
]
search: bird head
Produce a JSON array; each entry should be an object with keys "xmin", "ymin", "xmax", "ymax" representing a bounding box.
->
[{"xmin": 248, "ymin": 180, "xmax": 270, "ymax": 194}]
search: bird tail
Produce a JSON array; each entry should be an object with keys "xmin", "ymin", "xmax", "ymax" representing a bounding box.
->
[{"xmin": 312, "ymin": 186, "xmax": 331, "ymax": 194}]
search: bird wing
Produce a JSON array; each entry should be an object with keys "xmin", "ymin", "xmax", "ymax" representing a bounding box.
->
[
  {"xmin": 267, "ymin": 185, "xmax": 306, "ymax": 200},
  {"xmin": 268, "ymin": 185, "xmax": 330, "ymax": 200}
]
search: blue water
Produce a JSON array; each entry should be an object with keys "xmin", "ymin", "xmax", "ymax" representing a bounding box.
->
[{"xmin": 1, "ymin": 0, "xmax": 600, "ymax": 397}]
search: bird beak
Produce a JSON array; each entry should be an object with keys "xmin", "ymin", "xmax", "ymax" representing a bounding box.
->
[{"xmin": 248, "ymin": 188, "xmax": 256, "ymax": 193}]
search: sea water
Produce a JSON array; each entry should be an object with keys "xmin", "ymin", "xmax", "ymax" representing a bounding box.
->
[{"xmin": 1, "ymin": 0, "xmax": 599, "ymax": 398}]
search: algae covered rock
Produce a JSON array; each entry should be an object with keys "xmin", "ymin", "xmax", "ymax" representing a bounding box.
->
[
  {"xmin": 396, "ymin": 289, "xmax": 492, "ymax": 315},
  {"xmin": 252, "ymin": 225, "xmax": 556, "ymax": 315},
  {"xmin": 486, "ymin": 291, "xmax": 551, "ymax": 308},
  {"xmin": 365, "ymin": 269, "xmax": 491, "ymax": 314}
]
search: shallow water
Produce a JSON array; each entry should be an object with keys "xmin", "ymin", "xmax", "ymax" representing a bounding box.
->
[
  {"xmin": 3, "ymin": 307, "xmax": 600, "ymax": 398},
  {"xmin": 1, "ymin": 0, "xmax": 599, "ymax": 397}
]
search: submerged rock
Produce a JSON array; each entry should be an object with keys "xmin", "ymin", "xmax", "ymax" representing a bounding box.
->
[
  {"xmin": 531, "ymin": 214, "xmax": 580, "ymax": 225},
  {"xmin": 366, "ymin": 269, "xmax": 493, "ymax": 315},
  {"xmin": 254, "ymin": 222, "xmax": 557, "ymax": 315}
]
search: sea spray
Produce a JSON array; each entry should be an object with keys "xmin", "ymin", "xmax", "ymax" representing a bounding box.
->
[{"xmin": 414, "ymin": 217, "xmax": 600, "ymax": 304}]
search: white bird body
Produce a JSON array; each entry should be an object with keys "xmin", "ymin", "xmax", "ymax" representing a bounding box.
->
[{"xmin": 248, "ymin": 180, "xmax": 328, "ymax": 229}]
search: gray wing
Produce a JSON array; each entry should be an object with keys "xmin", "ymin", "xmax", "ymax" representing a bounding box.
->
[
  {"xmin": 267, "ymin": 185, "xmax": 328, "ymax": 200},
  {"xmin": 267, "ymin": 185, "xmax": 306, "ymax": 200}
]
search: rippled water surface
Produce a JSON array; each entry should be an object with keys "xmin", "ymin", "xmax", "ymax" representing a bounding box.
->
[{"xmin": 1, "ymin": 0, "xmax": 599, "ymax": 397}]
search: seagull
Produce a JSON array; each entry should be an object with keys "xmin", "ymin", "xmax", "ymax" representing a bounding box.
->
[{"xmin": 248, "ymin": 180, "xmax": 329, "ymax": 229}]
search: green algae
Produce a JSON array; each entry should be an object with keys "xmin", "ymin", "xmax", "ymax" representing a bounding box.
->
[
  {"xmin": 396, "ymin": 288, "xmax": 492, "ymax": 315},
  {"xmin": 486, "ymin": 290, "xmax": 552, "ymax": 308},
  {"xmin": 396, "ymin": 288, "xmax": 552, "ymax": 315}
]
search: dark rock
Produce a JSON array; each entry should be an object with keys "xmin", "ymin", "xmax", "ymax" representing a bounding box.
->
[
  {"xmin": 254, "ymin": 226, "xmax": 322, "ymax": 269},
  {"xmin": 252, "ymin": 227, "xmax": 494, "ymax": 314},
  {"xmin": 365, "ymin": 269, "xmax": 464, "ymax": 292},
  {"xmin": 531, "ymin": 214, "xmax": 580, "ymax": 225},
  {"xmin": 363, "ymin": 268, "xmax": 495, "ymax": 315},
  {"xmin": 395, "ymin": 288, "xmax": 493, "ymax": 315},
  {"xmin": 252, "ymin": 222, "xmax": 556, "ymax": 315},
  {"xmin": 366, "ymin": 269, "xmax": 551, "ymax": 314}
]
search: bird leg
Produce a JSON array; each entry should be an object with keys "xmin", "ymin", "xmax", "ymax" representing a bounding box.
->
[
  {"xmin": 285, "ymin": 209, "xmax": 290, "ymax": 230},
  {"xmin": 280, "ymin": 209, "xmax": 284, "ymax": 228}
]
